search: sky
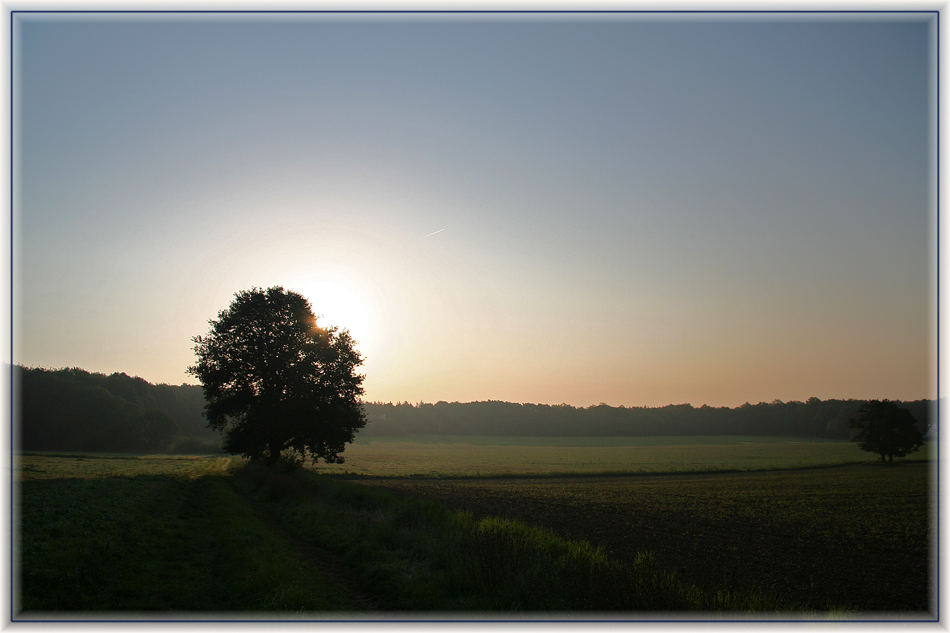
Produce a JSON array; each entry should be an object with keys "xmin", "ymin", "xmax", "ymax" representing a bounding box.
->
[{"xmin": 12, "ymin": 12, "xmax": 938, "ymax": 408}]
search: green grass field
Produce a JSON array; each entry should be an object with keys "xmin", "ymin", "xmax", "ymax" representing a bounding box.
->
[
  {"xmin": 14, "ymin": 437, "xmax": 936, "ymax": 618},
  {"xmin": 320, "ymin": 435, "xmax": 933, "ymax": 477},
  {"xmin": 15, "ymin": 453, "xmax": 236, "ymax": 480},
  {"xmin": 17, "ymin": 436, "xmax": 932, "ymax": 481},
  {"xmin": 17, "ymin": 457, "xmax": 362, "ymax": 615},
  {"xmin": 15, "ymin": 452, "xmax": 785, "ymax": 616}
]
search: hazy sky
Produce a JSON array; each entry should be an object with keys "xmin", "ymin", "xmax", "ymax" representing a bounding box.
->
[{"xmin": 13, "ymin": 12, "xmax": 937, "ymax": 408}]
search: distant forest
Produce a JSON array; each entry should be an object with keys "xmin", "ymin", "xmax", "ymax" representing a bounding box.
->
[
  {"xmin": 12, "ymin": 365, "xmax": 936, "ymax": 454},
  {"xmin": 361, "ymin": 399, "xmax": 935, "ymax": 440},
  {"xmin": 14, "ymin": 366, "xmax": 220, "ymax": 454}
]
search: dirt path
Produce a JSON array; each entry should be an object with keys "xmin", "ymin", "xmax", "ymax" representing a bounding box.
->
[{"xmin": 223, "ymin": 478, "xmax": 389, "ymax": 612}]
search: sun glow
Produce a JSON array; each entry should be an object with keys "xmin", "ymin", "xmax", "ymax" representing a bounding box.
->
[{"xmin": 294, "ymin": 278, "xmax": 376, "ymax": 355}]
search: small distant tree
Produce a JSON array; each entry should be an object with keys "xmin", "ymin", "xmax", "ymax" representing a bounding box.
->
[
  {"xmin": 188, "ymin": 286, "xmax": 366, "ymax": 465},
  {"xmin": 849, "ymin": 400, "xmax": 923, "ymax": 463}
]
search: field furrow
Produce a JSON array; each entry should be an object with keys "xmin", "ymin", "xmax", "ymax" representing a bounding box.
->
[{"xmin": 359, "ymin": 461, "xmax": 935, "ymax": 614}]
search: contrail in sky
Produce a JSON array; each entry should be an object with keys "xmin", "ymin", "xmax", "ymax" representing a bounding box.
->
[{"xmin": 424, "ymin": 228, "xmax": 445, "ymax": 238}]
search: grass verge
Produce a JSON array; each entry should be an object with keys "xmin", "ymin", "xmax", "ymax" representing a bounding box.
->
[
  {"xmin": 17, "ymin": 467, "xmax": 359, "ymax": 615},
  {"xmin": 17, "ymin": 453, "xmax": 857, "ymax": 617},
  {"xmin": 234, "ymin": 461, "xmax": 803, "ymax": 614}
]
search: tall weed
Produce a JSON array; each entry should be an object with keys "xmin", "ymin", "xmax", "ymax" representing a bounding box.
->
[{"xmin": 235, "ymin": 463, "xmax": 789, "ymax": 612}]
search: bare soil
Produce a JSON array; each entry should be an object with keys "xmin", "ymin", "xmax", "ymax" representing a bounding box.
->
[{"xmin": 357, "ymin": 465, "xmax": 934, "ymax": 616}]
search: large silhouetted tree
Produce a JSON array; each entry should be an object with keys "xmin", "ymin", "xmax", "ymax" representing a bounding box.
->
[
  {"xmin": 188, "ymin": 286, "xmax": 366, "ymax": 464},
  {"xmin": 849, "ymin": 399, "xmax": 923, "ymax": 463}
]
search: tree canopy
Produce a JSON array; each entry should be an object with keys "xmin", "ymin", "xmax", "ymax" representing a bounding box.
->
[
  {"xmin": 848, "ymin": 399, "xmax": 924, "ymax": 463},
  {"xmin": 14, "ymin": 365, "xmax": 214, "ymax": 454},
  {"xmin": 188, "ymin": 286, "xmax": 366, "ymax": 464}
]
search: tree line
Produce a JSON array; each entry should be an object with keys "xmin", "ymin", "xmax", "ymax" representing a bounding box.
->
[
  {"xmin": 13, "ymin": 364, "xmax": 936, "ymax": 454},
  {"xmin": 360, "ymin": 398, "xmax": 935, "ymax": 440},
  {"xmin": 15, "ymin": 365, "xmax": 222, "ymax": 454}
]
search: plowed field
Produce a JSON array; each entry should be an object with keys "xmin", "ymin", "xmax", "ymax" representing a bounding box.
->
[{"xmin": 359, "ymin": 461, "xmax": 935, "ymax": 615}]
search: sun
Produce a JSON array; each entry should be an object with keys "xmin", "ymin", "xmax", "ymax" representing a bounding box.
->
[{"xmin": 295, "ymin": 279, "xmax": 375, "ymax": 354}]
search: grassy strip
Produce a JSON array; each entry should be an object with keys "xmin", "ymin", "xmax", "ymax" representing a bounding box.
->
[
  {"xmin": 15, "ymin": 453, "xmax": 235, "ymax": 480},
  {"xmin": 18, "ymin": 441, "xmax": 934, "ymax": 480},
  {"xmin": 188, "ymin": 476, "xmax": 358, "ymax": 612},
  {"xmin": 18, "ymin": 470, "xmax": 359, "ymax": 615},
  {"xmin": 235, "ymin": 461, "xmax": 799, "ymax": 613},
  {"xmin": 311, "ymin": 438, "xmax": 935, "ymax": 477}
]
